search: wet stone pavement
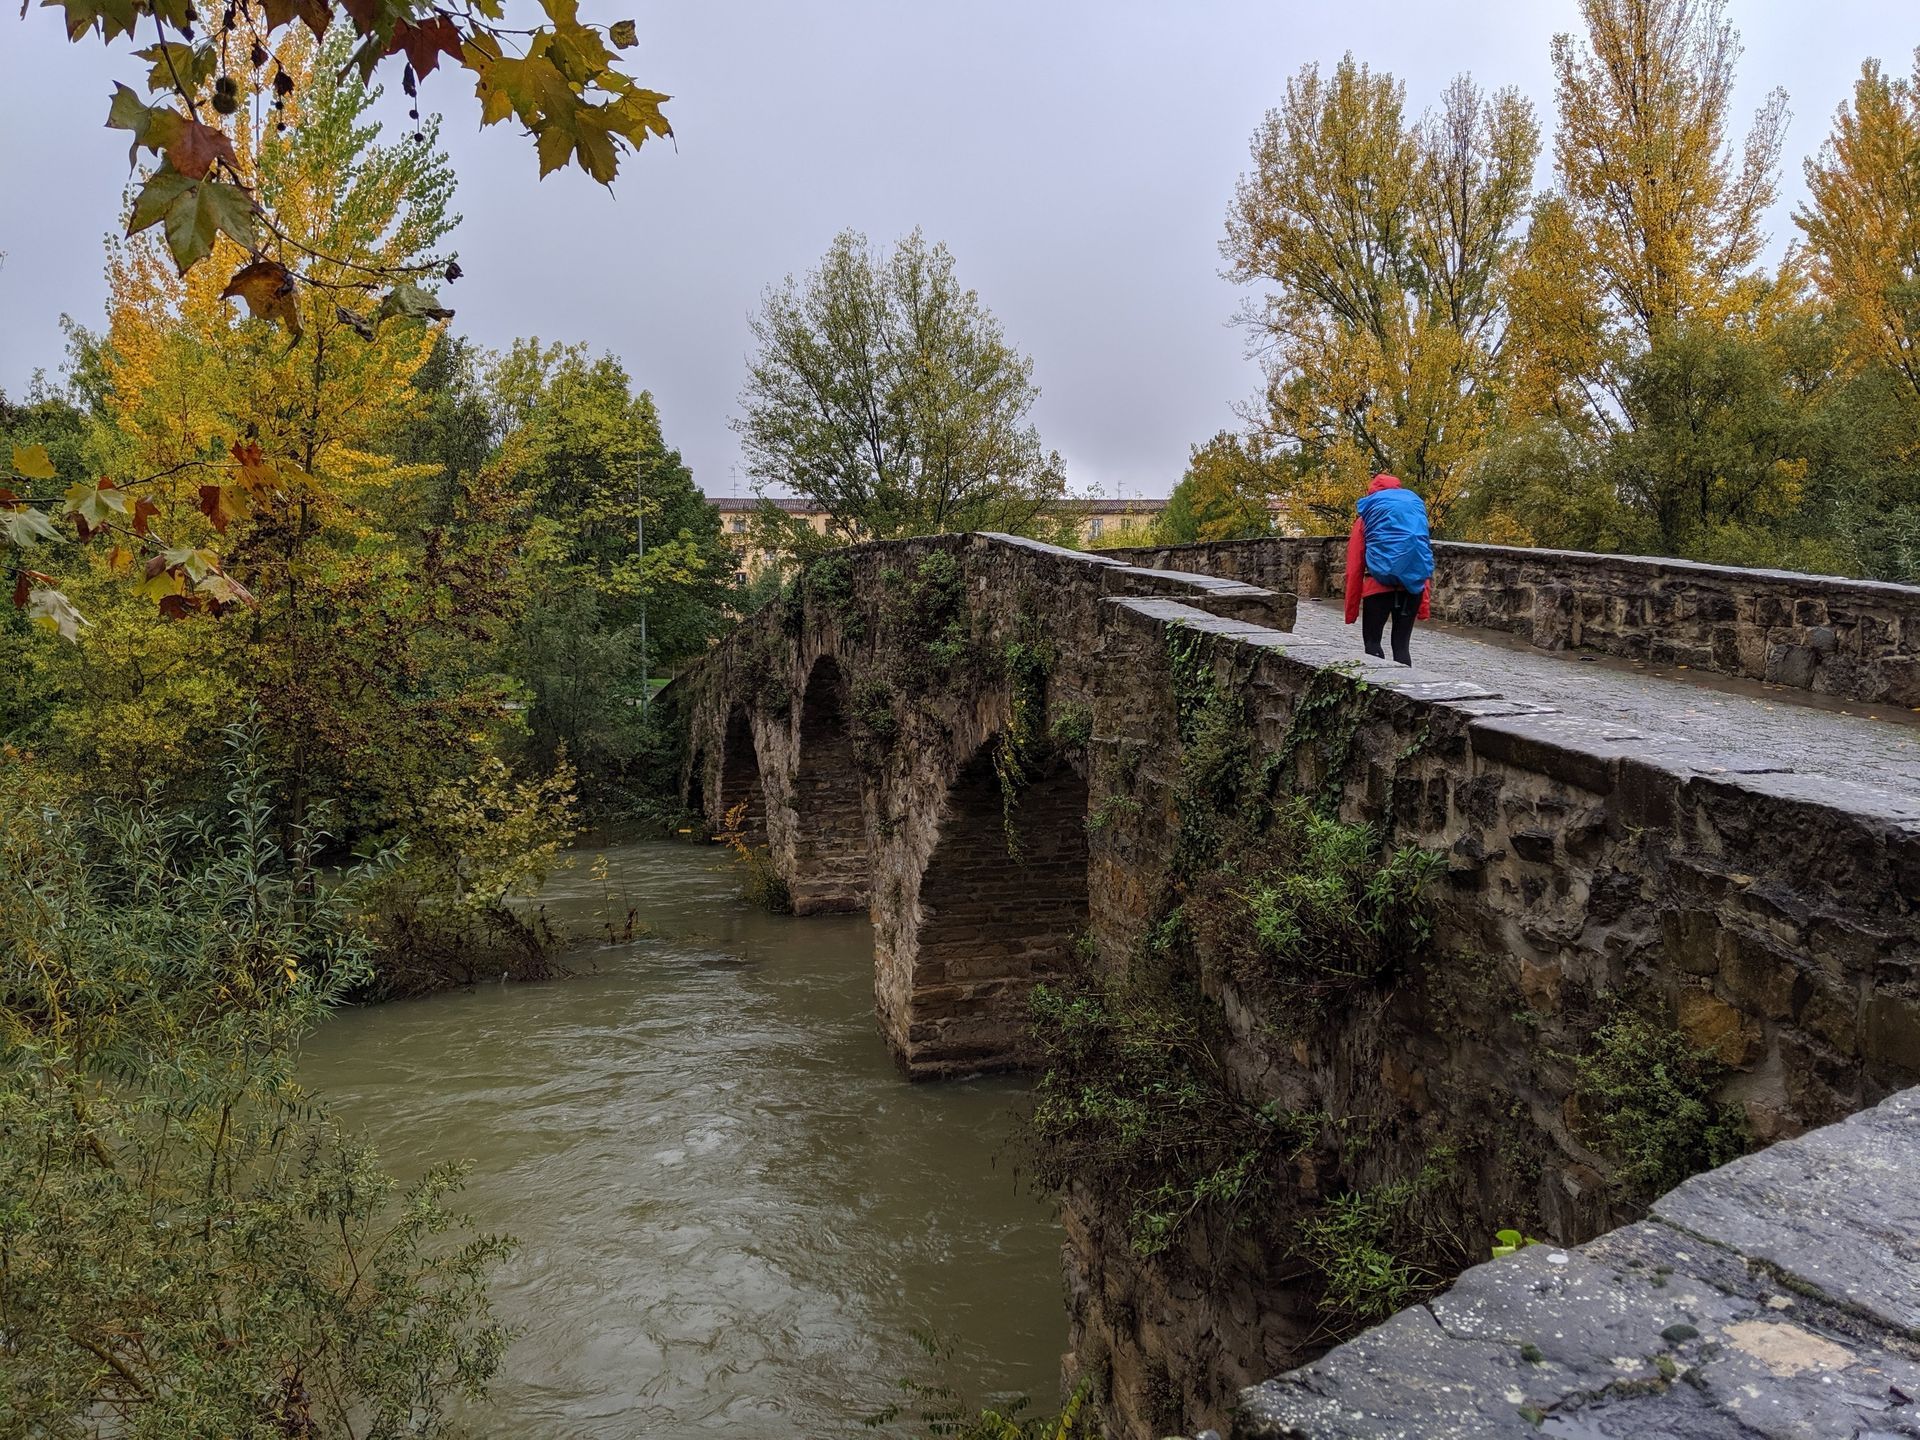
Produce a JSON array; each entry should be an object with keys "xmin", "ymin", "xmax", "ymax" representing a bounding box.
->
[{"xmin": 1288, "ymin": 599, "xmax": 1920, "ymax": 800}]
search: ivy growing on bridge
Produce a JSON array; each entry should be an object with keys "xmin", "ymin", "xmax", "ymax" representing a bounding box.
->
[{"xmin": 1024, "ymin": 620, "xmax": 1459, "ymax": 1334}]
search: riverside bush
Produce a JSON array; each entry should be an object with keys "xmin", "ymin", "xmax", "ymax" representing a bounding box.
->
[{"xmin": 0, "ymin": 728, "xmax": 510, "ymax": 1437}]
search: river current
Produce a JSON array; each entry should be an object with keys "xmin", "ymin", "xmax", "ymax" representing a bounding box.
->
[{"xmin": 300, "ymin": 839, "xmax": 1064, "ymax": 1437}]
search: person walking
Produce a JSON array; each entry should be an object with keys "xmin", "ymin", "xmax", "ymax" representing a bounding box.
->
[{"xmin": 1343, "ymin": 473, "xmax": 1433, "ymax": 665}]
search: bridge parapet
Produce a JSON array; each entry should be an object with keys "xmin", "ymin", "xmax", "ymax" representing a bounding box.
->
[
  {"xmin": 1107, "ymin": 536, "xmax": 1920, "ymax": 708},
  {"xmin": 1234, "ymin": 1084, "xmax": 1920, "ymax": 1438},
  {"xmin": 1069, "ymin": 593, "xmax": 1918, "ymax": 1435}
]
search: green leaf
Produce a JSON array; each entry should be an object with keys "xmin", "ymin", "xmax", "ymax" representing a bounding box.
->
[
  {"xmin": 127, "ymin": 163, "xmax": 197, "ymax": 235},
  {"xmin": 25, "ymin": 586, "xmax": 88, "ymax": 642},
  {"xmin": 535, "ymin": 123, "xmax": 575, "ymax": 178},
  {"xmin": 105, "ymin": 85, "xmax": 186, "ymax": 170},
  {"xmin": 134, "ymin": 40, "xmax": 218, "ymax": 94},
  {"xmin": 571, "ymin": 115, "xmax": 618, "ymax": 184},
  {"xmin": 4, "ymin": 509, "xmax": 65, "ymax": 547},
  {"xmin": 374, "ymin": 282, "xmax": 454, "ymax": 327},
  {"xmin": 606, "ymin": 87, "xmax": 672, "ymax": 146},
  {"xmin": 43, "ymin": 0, "xmax": 137, "ymax": 41},
  {"xmin": 128, "ymin": 163, "xmax": 257, "ymax": 275},
  {"xmin": 11, "ymin": 444, "xmax": 56, "ymax": 480},
  {"xmin": 161, "ymin": 545, "xmax": 218, "ymax": 582},
  {"xmin": 105, "ymin": 82, "xmax": 153, "ymax": 165},
  {"xmin": 63, "ymin": 480, "xmax": 131, "ymax": 527}
]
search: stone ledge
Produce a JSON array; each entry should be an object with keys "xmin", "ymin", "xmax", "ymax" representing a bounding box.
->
[{"xmin": 1233, "ymin": 1086, "xmax": 1920, "ymax": 1440}]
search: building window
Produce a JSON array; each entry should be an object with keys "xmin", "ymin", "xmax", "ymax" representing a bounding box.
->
[
  {"xmin": 734, "ymin": 570, "xmax": 749, "ymax": 586},
  {"xmin": 729, "ymin": 517, "xmax": 747, "ymax": 534},
  {"xmin": 1089, "ymin": 516, "xmax": 1104, "ymax": 538}
]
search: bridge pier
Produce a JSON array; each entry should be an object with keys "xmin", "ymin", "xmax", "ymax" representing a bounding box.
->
[{"xmin": 785, "ymin": 656, "xmax": 871, "ymax": 915}]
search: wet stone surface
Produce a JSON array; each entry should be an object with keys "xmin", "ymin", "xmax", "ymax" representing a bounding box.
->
[
  {"xmin": 1291, "ymin": 599, "xmax": 1920, "ymax": 798},
  {"xmin": 1235, "ymin": 1088, "xmax": 1920, "ymax": 1440}
]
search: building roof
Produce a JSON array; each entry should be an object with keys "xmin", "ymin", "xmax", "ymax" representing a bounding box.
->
[
  {"xmin": 710, "ymin": 495, "xmax": 1169, "ymax": 515},
  {"xmin": 711, "ymin": 497, "xmax": 820, "ymax": 514}
]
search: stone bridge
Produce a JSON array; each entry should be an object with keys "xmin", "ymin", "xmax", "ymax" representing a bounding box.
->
[{"xmin": 665, "ymin": 532, "xmax": 1920, "ymax": 1438}]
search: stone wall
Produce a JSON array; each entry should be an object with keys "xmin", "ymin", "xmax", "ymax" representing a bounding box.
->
[
  {"xmin": 1108, "ymin": 537, "xmax": 1920, "ymax": 707},
  {"xmin": 1234, "ymin": 1085, "xmax": 1920, "ymax": 1438},
  {"xmin": 1065, "ymin": 594, "xmax": 1920, "ymax": 1437}
]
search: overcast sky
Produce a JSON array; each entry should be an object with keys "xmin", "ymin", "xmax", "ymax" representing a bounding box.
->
[{"xmin": 2, "ymin": 1, "xmax": 1914, "ymax": 500}]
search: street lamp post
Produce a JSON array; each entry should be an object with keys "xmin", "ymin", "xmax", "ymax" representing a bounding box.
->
[{"xmin": 637, "ymin": 463, "xmax": 649, "ymax": 720}]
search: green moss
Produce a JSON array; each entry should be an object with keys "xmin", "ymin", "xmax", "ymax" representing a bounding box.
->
[
  {"xmin": 1048, "ymin": 700, "xmax": 1093, "ymax": 756},
  {"xmin": 850, "ymin": 676, "xmax": 900, "ymax": 756},
  {"xmin": 995, "ymin": 612, "xmax": 1057, "ymax": 858},
  {"xmin": 1275, "ymin": 663, "xmax": 1372, "ymax": 817},
  {"xmin": 1086, "ymin": 793, "xmax": 1142, "ymax": 834}
]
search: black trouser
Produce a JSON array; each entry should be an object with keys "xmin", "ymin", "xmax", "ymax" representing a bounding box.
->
[{"xmin": 1361, "ymin": 587, "xmax": 1420, "ymax": 665}]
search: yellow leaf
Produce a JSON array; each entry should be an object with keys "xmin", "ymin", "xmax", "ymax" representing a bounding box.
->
[
  {"xmin": 11, "ymin": 444, "xmax": 55, "ymax": 480},
  {"xmin": 133, "ymin": 566, "xmax": 185, "ymax": 601},
  {"xmin": 218, "ymin": 259, "xmax": 303, "ymax": 339}
]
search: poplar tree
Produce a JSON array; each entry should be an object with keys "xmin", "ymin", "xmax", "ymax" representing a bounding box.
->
[
  {"xmin": 1222, "ymin": 60, "xmax": 1538, "ymax": 530},
  {"xmin": 1506, "ymin": 0, "xmax": 1790, "ymax": 430}
]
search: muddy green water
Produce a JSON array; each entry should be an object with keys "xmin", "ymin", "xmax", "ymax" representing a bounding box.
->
[{"xmin": 300, "ymin": 840, "xmax": 1064, "ymax": 1437}]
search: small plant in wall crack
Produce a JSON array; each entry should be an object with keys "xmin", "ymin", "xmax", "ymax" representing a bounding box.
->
[
  {"xmin": 716, "ymin": 800, "xmax": 791, "ymax": 914},
  {"xmin": 1564, "ymin": 1008, "xmax": 1752, "ymax": 1204}
]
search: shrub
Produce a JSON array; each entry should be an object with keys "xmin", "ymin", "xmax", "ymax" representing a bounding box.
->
[
  {"xmin": 717, "ymin": 800, "xmax": 792, "ymax": 913},
  {"xmin": 1190, "ymin": 801, "xmax": 1446, "ymax": 1007},
  {"xmin": 0, "ymin": 729, "xmax": 510, "ymax": 1437},
  {"xmin": 1294, "ymin": 1152, "xmax": 1457, "ymax": 1328},
  {"xmin": 1569, "ymin": 1010, "xmax": 1753, "ymax": 1203},
  {"xmin": 361, "ymin": 753, "xmax": 578, "ymax": 996},
  {"xmin": 1025, "ymin": 977, "xmax": 1317, "ymax": 1259}
]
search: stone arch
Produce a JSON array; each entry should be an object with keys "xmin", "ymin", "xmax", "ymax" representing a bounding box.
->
[
  {"xmin": 717, "ymin": 706, "xmax": 767, "ymax": 843},
  {"xmin": 787, "ymin": 654, "xmax": 872, "ymax": 915},
  {"xmin": 903, "ymin": 740, "xmax": 1090, "ymax": 1077}
]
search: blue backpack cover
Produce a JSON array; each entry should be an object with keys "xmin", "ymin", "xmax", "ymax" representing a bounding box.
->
[{"xmin": 1356, "ymin": 486, "xmax": 1434, "ymax": 592}]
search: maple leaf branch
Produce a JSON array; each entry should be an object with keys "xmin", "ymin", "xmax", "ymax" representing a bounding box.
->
[
  {"xmin": 3, "ymin": 457, "xmax": 223, "ymax": 507},
  {"xmin": 153, "ymin": 10, "xmax": 206, "ymax": 126},
  {"xmin": 253, "ymin": 208, "xmax": 443, "ymax": 289}
]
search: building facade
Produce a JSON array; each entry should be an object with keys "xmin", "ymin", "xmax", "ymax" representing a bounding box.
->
[{"xmin": 711, "ymin": 496, "xmax": 1172, "ymax": 582}]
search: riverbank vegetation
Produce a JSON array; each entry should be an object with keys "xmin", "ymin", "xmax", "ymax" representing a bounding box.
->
[
  {"xmin": 1, "ymin": 11, "xmax": 721, "ymax": 1428},
  {"xmin": 0, "ymin": 728, "xmax": 512, "ymax": 1435}
]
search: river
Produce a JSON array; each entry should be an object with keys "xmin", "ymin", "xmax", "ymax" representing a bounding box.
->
[{"xmin": 300, "ymin": 838, "xmax": 1065, "ymax": 1437}]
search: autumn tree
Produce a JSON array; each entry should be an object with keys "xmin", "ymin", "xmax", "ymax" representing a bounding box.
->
[
  {"xmin": 1507, "ymin": 0, "xmax": 1790, "ymax": 431},
  {"xmin": 15, "ymin": 38, "xmax": 575, "ymax": 989},
  {"xmin": 1793, "ymin": 51, "xmax": 1920, "ymax": 576},
  {"xmin": 1223, "ymin": 59, "xmax": 1538, "ymax": 531},
  {"xmin": 1157, "ymin": 431, "xmax": 1284, "ymax": 544},
  {"xmin": 1801, "ymin": 52, "xmax": 1920, "ymax": 396},
  {"xmin": 735, "ymin": 228, "xmax": 1069, "ymax": 546},
  {"xmin": 6, "ymin": 0, "xmax": 671, "ymax": 635}
]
